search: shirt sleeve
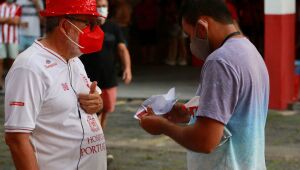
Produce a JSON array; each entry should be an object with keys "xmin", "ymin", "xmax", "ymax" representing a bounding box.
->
[
  {"xmin": 15, "ymin": 6, "xmax": 22, "ymax": 16},
  {"xmin": 114, "ymin": 23, "xmax": 126, "ymax": 45},
  {"xmin": 196, "ymin": 60, "xmax": 239, "ymax": 125},
  {"xmin": 5, "ymin": 68, "xmax": 45, "ymax": 133}
]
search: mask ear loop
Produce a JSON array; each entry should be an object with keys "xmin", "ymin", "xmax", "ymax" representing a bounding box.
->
[
  {"xmin": 64, "ymin": 19, "xmax": 84, "ymax": 49},
  {"xmin": 66, "ymin": 19, "xmax": 84, "ymax": 33}
]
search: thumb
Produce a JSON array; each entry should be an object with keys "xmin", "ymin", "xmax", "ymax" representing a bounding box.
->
[
  {"xmin": 89, "ymin": 81, "xmax": 97, "ymax": 94},
  {"xmin": 122, "ymin": 71, "xmax": 126, "ymax": 80}
]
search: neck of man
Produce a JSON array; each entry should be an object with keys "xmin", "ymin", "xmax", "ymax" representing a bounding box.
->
[
  {"xmin": 40, "ymin": 31, "xmax": 75, "ymax": 62},
  {"xmin": 209, "ymin": 21, "xmax": 242, "ymax": 50}
]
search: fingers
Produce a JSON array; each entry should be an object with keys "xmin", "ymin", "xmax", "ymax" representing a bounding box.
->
[
  {"xmin": 122, "ymin": 72, "xmax": 126, "ymax": 80},
  {"xmin": 79, "ymin": 95, "xmax": 102, "ymax": 107},
  {"xmin": 78, "ymin": 92, "xmax": 103, "ymax": 114},
  {"xmin": 89, "ymin": 81, "xmax": 97, "ymax": 94},
  {"xmin": 80, "ymin": 98, "xmax": 103, "ymax": 114},
  {"xmin": 146, "ymin": 107, "xmax": 154, "ymax": 115},
  {"xmin": 79, "ymin": 98, "xmax": 101, "ymax": 106},
  {"xmin": 140, "ymin": 107, "xmax": 157, "ymax": 120},
  {"xmin": 123, "ymin": 71, "xmax": 132, "ymax": 84},
  {"xmin": 163, "ymin": 113, "xmax": 172, "ymax": 120},
  {"xmin": 78, "ymin": 93, "xmax": 99, "ymax": 100},
  {"xmin": 81, "ymin": 104, "xmax": 102, "ymax": 114}
]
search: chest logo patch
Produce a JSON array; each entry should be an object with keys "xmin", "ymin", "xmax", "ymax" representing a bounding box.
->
[
  {"xmin": 44, "ymin": 59, "xmax": 58, "ymax": 69},
  {"xmin": 61, "ymin": 83, "xmax": 70, "ymax": 91},
  {"xmin": 81, "ymin": 74, "xmax": 90, "ymax": 88},
  {"xmin": 87, "ymin": 115, "xmax": 100, "ymax": 132}
]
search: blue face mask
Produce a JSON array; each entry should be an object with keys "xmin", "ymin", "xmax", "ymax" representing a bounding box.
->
[
  {"xmin": 189, "ymin": 22, "xmax": 210, "ymax": 60},
  {"xmin": 190, "ymin": 36, "xmax": 210, "ymax": 60},
  {"xmin": 97, "ymin": 7, "xmax": 108, "ymax": 18}
]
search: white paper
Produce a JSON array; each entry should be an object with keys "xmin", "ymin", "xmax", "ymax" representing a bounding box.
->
[
  {"xmin": 134, "ymin": 88, "xmax": 177, "ymax": 120},
  {"xmin": 184, "ymin": 96, "xmax": 200, "ymax": 108},
  {"xmin": 184, "ymin": 96, "xmax": 200, "ymax": 116}
]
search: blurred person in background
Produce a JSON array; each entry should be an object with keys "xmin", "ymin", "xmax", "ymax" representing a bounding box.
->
[
  {"xmin": 238, "ymin": 0, "xmax": 264, "ymax": 54},
  {"xmin": 16, "ymin": 0, "xmax": 43, "ymax": 52},
  {"xmin": 81, "ymin": 0, "xmax": 132, "ymax": 129},
  {"xmin": 162, "ymin": 0, "xmax": 188, "ymax": 66},
  {"xmin": 224, "ymin": 0, "xmax": 241, "ymax": 32},
  {"xmin": 133, "ymin": 0, "xmax": 159, "ymax": 64},
  {"xmin": 111, "ymin": 0, "xmax": 132, "ymax": 46},
  {"xmin": 0, "ymin": 0, "xmax": 22, "ymax": 90}
]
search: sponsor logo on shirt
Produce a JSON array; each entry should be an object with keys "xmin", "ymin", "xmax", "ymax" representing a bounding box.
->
[
  {"xmin": 87, "ymin": 115, "xmax": 100, "ymax": 132},
  {"xmin": 61, "ymin": 83, "xmax": 70, "ymax": 91},
  {"xmin": 81, "ymin": 74, "xmax": 90, "ymax": 88},
  {"xmin": 9, "ymin": 101, "xmax": 25, "ymax": 106},
  {"xmin": 80, "ymin": 116, "xmax": 106, "ymax": 157},
  {"xmin": 81, "ymin": 134, "xmax": 106, "ymax": 156},
  {"xmin": 44, "ymin": 59, "xmax": 58, "ymax": 69}
]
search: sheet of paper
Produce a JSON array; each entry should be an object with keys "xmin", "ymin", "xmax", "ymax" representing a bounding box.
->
[
  {"xmin": 184, "ymin": 96, "xmax": 200, "ymax": 116},
  {"xmin": 134, "ymin": 88, "xmax": 177, "ymax": 120}
]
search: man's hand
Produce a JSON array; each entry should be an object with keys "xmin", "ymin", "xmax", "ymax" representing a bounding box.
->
[
  {"xmin": 164, "ymin": 103, "xmax": 191, "ymax": 124},
  {"xmin": 123, "ymin": 68, "xmax": 132, "ymax": 84},
  {"xmin": 0, "ymin": 17, "xmax": 8, "ymax": 24},
  {"xmin": 139, "ymin": 107, "xmax": 169, "ymax": 135},
  {"xmin": 139, "ymin": 107, "xmax": 225, "ymax": 153},
  {"xmin": 20, "ymin": 22, "xmax": 29, "ymax": 28},
  {"xmin": 79, "ymin": 81, "xmax": 103, "ymax": 114}
]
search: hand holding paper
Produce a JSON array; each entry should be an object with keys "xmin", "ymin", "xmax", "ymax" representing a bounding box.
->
[
  {"xmin": 139, "ymin": 107, "xmax": 168, "ymax": 135},
  {"xmin": 134, "ymin": 88, "xmax": 177, "ymax": 120}
]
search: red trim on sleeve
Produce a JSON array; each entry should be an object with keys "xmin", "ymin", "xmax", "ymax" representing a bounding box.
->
[{"xmin": 5, "ymin": 128, "xmax": 33, "ymax": 131}]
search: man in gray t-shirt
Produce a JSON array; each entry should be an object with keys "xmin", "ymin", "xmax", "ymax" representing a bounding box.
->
[{"xmin": 139, "ymin": 0, "xmax": 269, "ymax": 169}]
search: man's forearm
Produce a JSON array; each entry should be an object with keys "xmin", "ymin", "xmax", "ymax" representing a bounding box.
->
[
  {"xmin": 7, "ymin": 17, "xmax": 20, "ymax": 25},
  {"xmin": 161, "ymin": 118, "xmax": 223, "ymax": 153},
  {"xmin": 6, "ymin": 133, "xmax": 39, "ymax": 170},
  {"xmin": 0, "ymin": 18, "xmax": 7, "ymax": 24},
  {"xmin": 161, "ymin": 121, "xmax": 209, "ymax": 153},
  {"xmin": 118, "ymin": 44, "xmax": 131, "ymax": 71}
]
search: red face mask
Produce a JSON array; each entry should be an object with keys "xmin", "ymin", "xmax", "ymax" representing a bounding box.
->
[
  {"xmin": 78, "ymin": 25, "xmax": 104, "ymax": 54},
  {"xmin": 65, "ymin": 20, "xmax": 104, "ymax": 54}
]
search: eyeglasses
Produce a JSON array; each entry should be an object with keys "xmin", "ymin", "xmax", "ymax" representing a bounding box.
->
[{"xmin": 65, "ymin": 16, "xmax": 100, "ymax": 30}]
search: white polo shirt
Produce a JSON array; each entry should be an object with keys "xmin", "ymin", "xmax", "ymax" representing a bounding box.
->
[{"xmin": 4, "ymin": 40, "xmax": 107, "ymax": 170}]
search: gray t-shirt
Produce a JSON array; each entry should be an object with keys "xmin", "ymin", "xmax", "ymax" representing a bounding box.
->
[{"xmin": 188, "ymin": 37, "xmax": 269, "ymax": 170}]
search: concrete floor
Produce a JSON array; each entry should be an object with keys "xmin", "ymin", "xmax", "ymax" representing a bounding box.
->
[{"xmin": 117, "ymin": 65, "xmax": 201, "ymax": 100}]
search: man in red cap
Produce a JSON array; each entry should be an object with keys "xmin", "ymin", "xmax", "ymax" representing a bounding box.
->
[{"xmin": 4, "ymin": 0, "xmax": 107, "ymax": 169}]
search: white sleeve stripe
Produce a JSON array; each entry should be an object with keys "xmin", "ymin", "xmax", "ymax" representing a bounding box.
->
[
  {"xmin": 5, "ymin": 127, "xmax": 34, "ymax": 131},
  {"xmin": 5, "ymin": 129, "xmax": 32, "ymax": 133}
]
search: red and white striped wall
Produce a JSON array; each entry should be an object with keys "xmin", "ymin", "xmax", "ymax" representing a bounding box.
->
[{"xmin": 264, "ymin": 0, "xmax": 296, "ymax": 110}]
